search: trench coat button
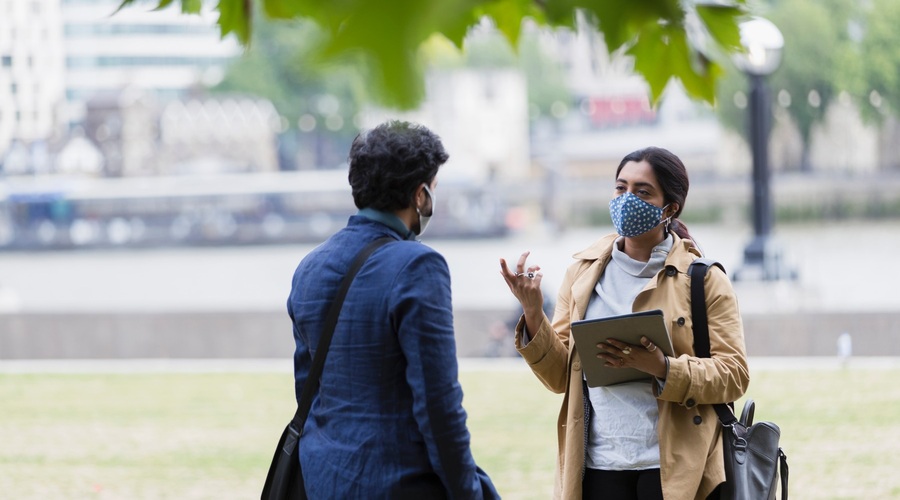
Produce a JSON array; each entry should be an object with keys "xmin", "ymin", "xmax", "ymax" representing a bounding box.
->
[
  {"xmin": 573, "ymin": 361, "xmax": 581, "ymax": 371},
  {"xmin": 686, "ymin": 398, "xmax": 696, "ymax": 408},
  {"xmin": 665, "ymin": 266, "xmax": 677, "ymax": 277},
  {"xmin": 677, "ymin": 317, "xmax": 686, "ymax": 326},
  {"xmin": 693, "ymin": 416, "xmax": 703, "ymax": 425}
]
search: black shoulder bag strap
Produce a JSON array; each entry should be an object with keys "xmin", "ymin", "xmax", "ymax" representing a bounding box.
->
[
  {"xmin": 687, "ymin": 258, "xmax": 736, "ymax": 426},
  {"xmin": 262, "ymin": 236, "xmax": 393, "ymax": 500},
  {"xmin": 294, "ymin": 236, "xmax": 393, "ymax": 429},
  {"xmin": 689, "ymin": 258, "xmax": 789, "ymax": 500}
]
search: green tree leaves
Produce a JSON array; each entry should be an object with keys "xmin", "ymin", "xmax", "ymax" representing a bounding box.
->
[
  {"xmin": 476, "ymin": 0, "xmax": 543, "ymax": 48},
  {"xmin": 117, "ymin": 0, "xmax": 749, "ymax": 109},
  {"xmin": 695, "ymin": 4, "xmax": 743, "ymax": 53},
  {"xmin": 216, "ymin": 0, "xmax": 252, "ymax": 45}
]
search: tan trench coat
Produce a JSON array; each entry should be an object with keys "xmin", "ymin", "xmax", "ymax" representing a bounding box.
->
[{"xmin": 516, "ymin": 234, "xmax": 749, "ymax": 500}]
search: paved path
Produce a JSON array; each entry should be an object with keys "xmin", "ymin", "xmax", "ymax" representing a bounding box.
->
[{"xmin": 2, "ymin": 356, "xmax": 900, "ymax": 373}]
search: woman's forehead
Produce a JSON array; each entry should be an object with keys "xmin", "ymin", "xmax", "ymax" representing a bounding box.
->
[{"xmin": 618, "ymin": 160, "xmax": 659, "ymax": 187}]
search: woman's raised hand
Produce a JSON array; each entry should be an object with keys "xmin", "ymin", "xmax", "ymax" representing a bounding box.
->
[{"xmin": 500, "ymin": 251, "xmax": 545, "ymax": 333}]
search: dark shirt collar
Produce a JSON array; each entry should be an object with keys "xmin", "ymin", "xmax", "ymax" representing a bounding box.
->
[{"xmin": 357, "ymin": 208, "xmax": 417, "ymax": 240}]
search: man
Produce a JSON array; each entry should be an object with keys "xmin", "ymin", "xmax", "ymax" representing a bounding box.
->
[{"xmin": 287, "ymin": 120, "xmax": 499, "ymax": 498}]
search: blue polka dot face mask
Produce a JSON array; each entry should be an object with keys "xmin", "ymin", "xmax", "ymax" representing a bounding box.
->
[{"xmin": 608, "ymin": 192, "xmax": 670, "ymax": 237}]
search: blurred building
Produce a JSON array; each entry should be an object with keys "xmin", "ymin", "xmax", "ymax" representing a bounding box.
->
[
  {"xmin": 2, "ymin": 0, "xmax": 242, "ymax": 175},
  {"xmin": 158, "ymin": 96, "xmax": 281, "ymax": 174},
  {"xmin": 532, "ymin": 20, "xmax": 897, "ymax": 179},
  {"xmin": 60, "ymin": 0, "xmax": 239, "ymax": 124},
  {"xmin": 538, "ymin": 19, "xmax": 649, "ymax": 104},
  {"xmin": 55, "ymin": 127, "xmax": 103, "ymax": 175},
  {"xmin": 530, "ymin": 22, "xmax": 738, "ymax": 180},
  {"xmin": 82, "ymin": 87, "xmax": 158, "ymax": 176},
  {"xmin": 77, "ymin": 89, "xmax": 280, "ymax": 176},
  {"xmin": 0, "ymin": 0, "xmax": 66, "ymax": 166},
  {"xmin": 364, "ymin": 68, "xmax": 531, "ymax": 183}
]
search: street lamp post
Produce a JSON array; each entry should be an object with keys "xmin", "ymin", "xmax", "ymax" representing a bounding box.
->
[{"xmin": 734, "ymin": 17, "xmax": 796, "ymax": 281}]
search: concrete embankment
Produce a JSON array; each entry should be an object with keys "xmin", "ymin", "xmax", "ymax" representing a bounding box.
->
[
  {"xmin": 1, "ymin": 309, "xmax": 898, "ymax": 359},
  {"xmin": 2, "ymin": 221, "xmax": 898, "ymax": 360}
]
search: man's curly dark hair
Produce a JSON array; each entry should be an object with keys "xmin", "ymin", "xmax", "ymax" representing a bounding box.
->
[{"xmin": 348, "ymin": 120, "xmax": 449, "ymax": 211}]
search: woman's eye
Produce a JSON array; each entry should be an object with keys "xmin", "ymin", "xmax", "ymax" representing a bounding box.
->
[
  {"xmin": 637, "ymin": 190, "xmax": 650, "ymax": 196},
  {"xmin": 615, "ymin": 185, "xmax": 625, "ymax": 191}
]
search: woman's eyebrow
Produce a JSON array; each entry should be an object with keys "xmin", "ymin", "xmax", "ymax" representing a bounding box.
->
[{"xmin": 616, "ymin": 179, "xmax": 656, "ymax": 190}]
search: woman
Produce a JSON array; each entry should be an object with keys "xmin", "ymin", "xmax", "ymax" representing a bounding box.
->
[{"xmin": 499, "ymin": 147, "xmax": 748, "ymax": 500}]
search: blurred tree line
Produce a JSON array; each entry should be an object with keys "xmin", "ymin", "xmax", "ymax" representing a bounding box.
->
[{"xmin": 716, "ymin": 0, "xmax": 900, "ymax": 171}]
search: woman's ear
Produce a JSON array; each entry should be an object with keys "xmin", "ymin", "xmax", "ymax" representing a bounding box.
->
[{"xmin": 665, "ymin": 203, "xmax": 679, "ymax": 219}]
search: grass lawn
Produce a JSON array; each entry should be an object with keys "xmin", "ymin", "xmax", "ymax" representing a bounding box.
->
[{"xmin": 2, "ymin": 361, "xmax": 900, "ymax": 499}]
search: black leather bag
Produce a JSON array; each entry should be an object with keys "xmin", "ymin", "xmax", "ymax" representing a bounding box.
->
[
  {"xmin": 261, "ymin": 237, "xmax": 393, "ymax": 500},
  {"xmin": 720, "ymin": 399, "xmax": 788, "ymax": 500},
  {"xmin": 689, "ymin": 259, "xmax": 789, "ymax": 500},
  {"xmin": 261, "ymin": 423, "xmax": 304, "ymax": 500}
]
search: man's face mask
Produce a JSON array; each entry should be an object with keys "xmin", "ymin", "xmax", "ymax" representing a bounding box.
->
[
  {"xmin": 608, "ymin": 192, "xmax": 670, "ymax": 237},
  {"xmin": 414, "ymin": 184, "xmax": 435, "ymax": 236}
]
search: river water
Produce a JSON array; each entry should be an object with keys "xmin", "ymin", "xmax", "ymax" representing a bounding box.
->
[{"xmin": 1, "ymin": 221, "xmax": 897, "ymax": 315}]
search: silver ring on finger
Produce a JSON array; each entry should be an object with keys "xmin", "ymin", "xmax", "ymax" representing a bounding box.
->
[
  {"xmin": 621, "ymin": 347, "xmax": 631, "ymax": 355},
  {"xmin": 527, "ymin": 272, "xmax": 535, "ymax": 279},
  {"xmin": 647, "ymin": 344, "xmax": 657, "ymax": 352},
  {"xmin": 515, "ymin": 272, "xmax": 525, "ymax": 278},
  {"xmin": 618, "ymin": 358, "xmax": 625, "ymax": 367}
]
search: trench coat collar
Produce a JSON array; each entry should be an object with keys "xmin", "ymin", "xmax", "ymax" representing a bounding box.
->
[{"xmin": 568, "ymin": 233, "xmax": 700, "ymax": 320}]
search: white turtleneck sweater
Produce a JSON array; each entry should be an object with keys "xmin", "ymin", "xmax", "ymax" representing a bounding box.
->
[{"xmin": 583, "ymin": 234, "xmax": 673, "ymax": 471}]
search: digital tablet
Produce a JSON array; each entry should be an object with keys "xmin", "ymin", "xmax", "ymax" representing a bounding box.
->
[{"xmin": 571, "ymin": 309, "xmax": 674, "ymax": 387}]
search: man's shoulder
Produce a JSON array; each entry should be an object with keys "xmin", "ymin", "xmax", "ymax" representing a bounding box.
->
[
  {"xmin": 379, "ymin": 240, "xmax": 444, "ymax": 265},
  {"xmin": 311, "ymin": 228, "xmax": 442, "ymax": 264}
]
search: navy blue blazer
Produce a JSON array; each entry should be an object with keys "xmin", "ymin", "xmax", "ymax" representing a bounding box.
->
[{"xmin": 288, "ymin": 215, "xmax": 499, "ymax": 499}]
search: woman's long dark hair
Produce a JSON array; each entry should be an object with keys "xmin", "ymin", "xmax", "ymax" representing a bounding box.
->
[{"xmin": 615, "ymin": 147, "xmax": 696, "ymax": 246}]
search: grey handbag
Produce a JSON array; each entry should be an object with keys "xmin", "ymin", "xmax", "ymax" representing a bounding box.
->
[
  {"xmin": 689, "ymin": 258, "xmax": 789, "ymax": 500},
  {"xmin": 720, "ymin": 399, "xmax": 788, "ymax": 500}
]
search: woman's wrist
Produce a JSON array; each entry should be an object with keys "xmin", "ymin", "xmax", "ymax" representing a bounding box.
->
[
  {"xmin": 523, "ymin": 310, "xmax": 543, "ymax": 335},
  {"xmin": 656, "ymin": 356, "xmax": 669, "ymax": 380}
]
